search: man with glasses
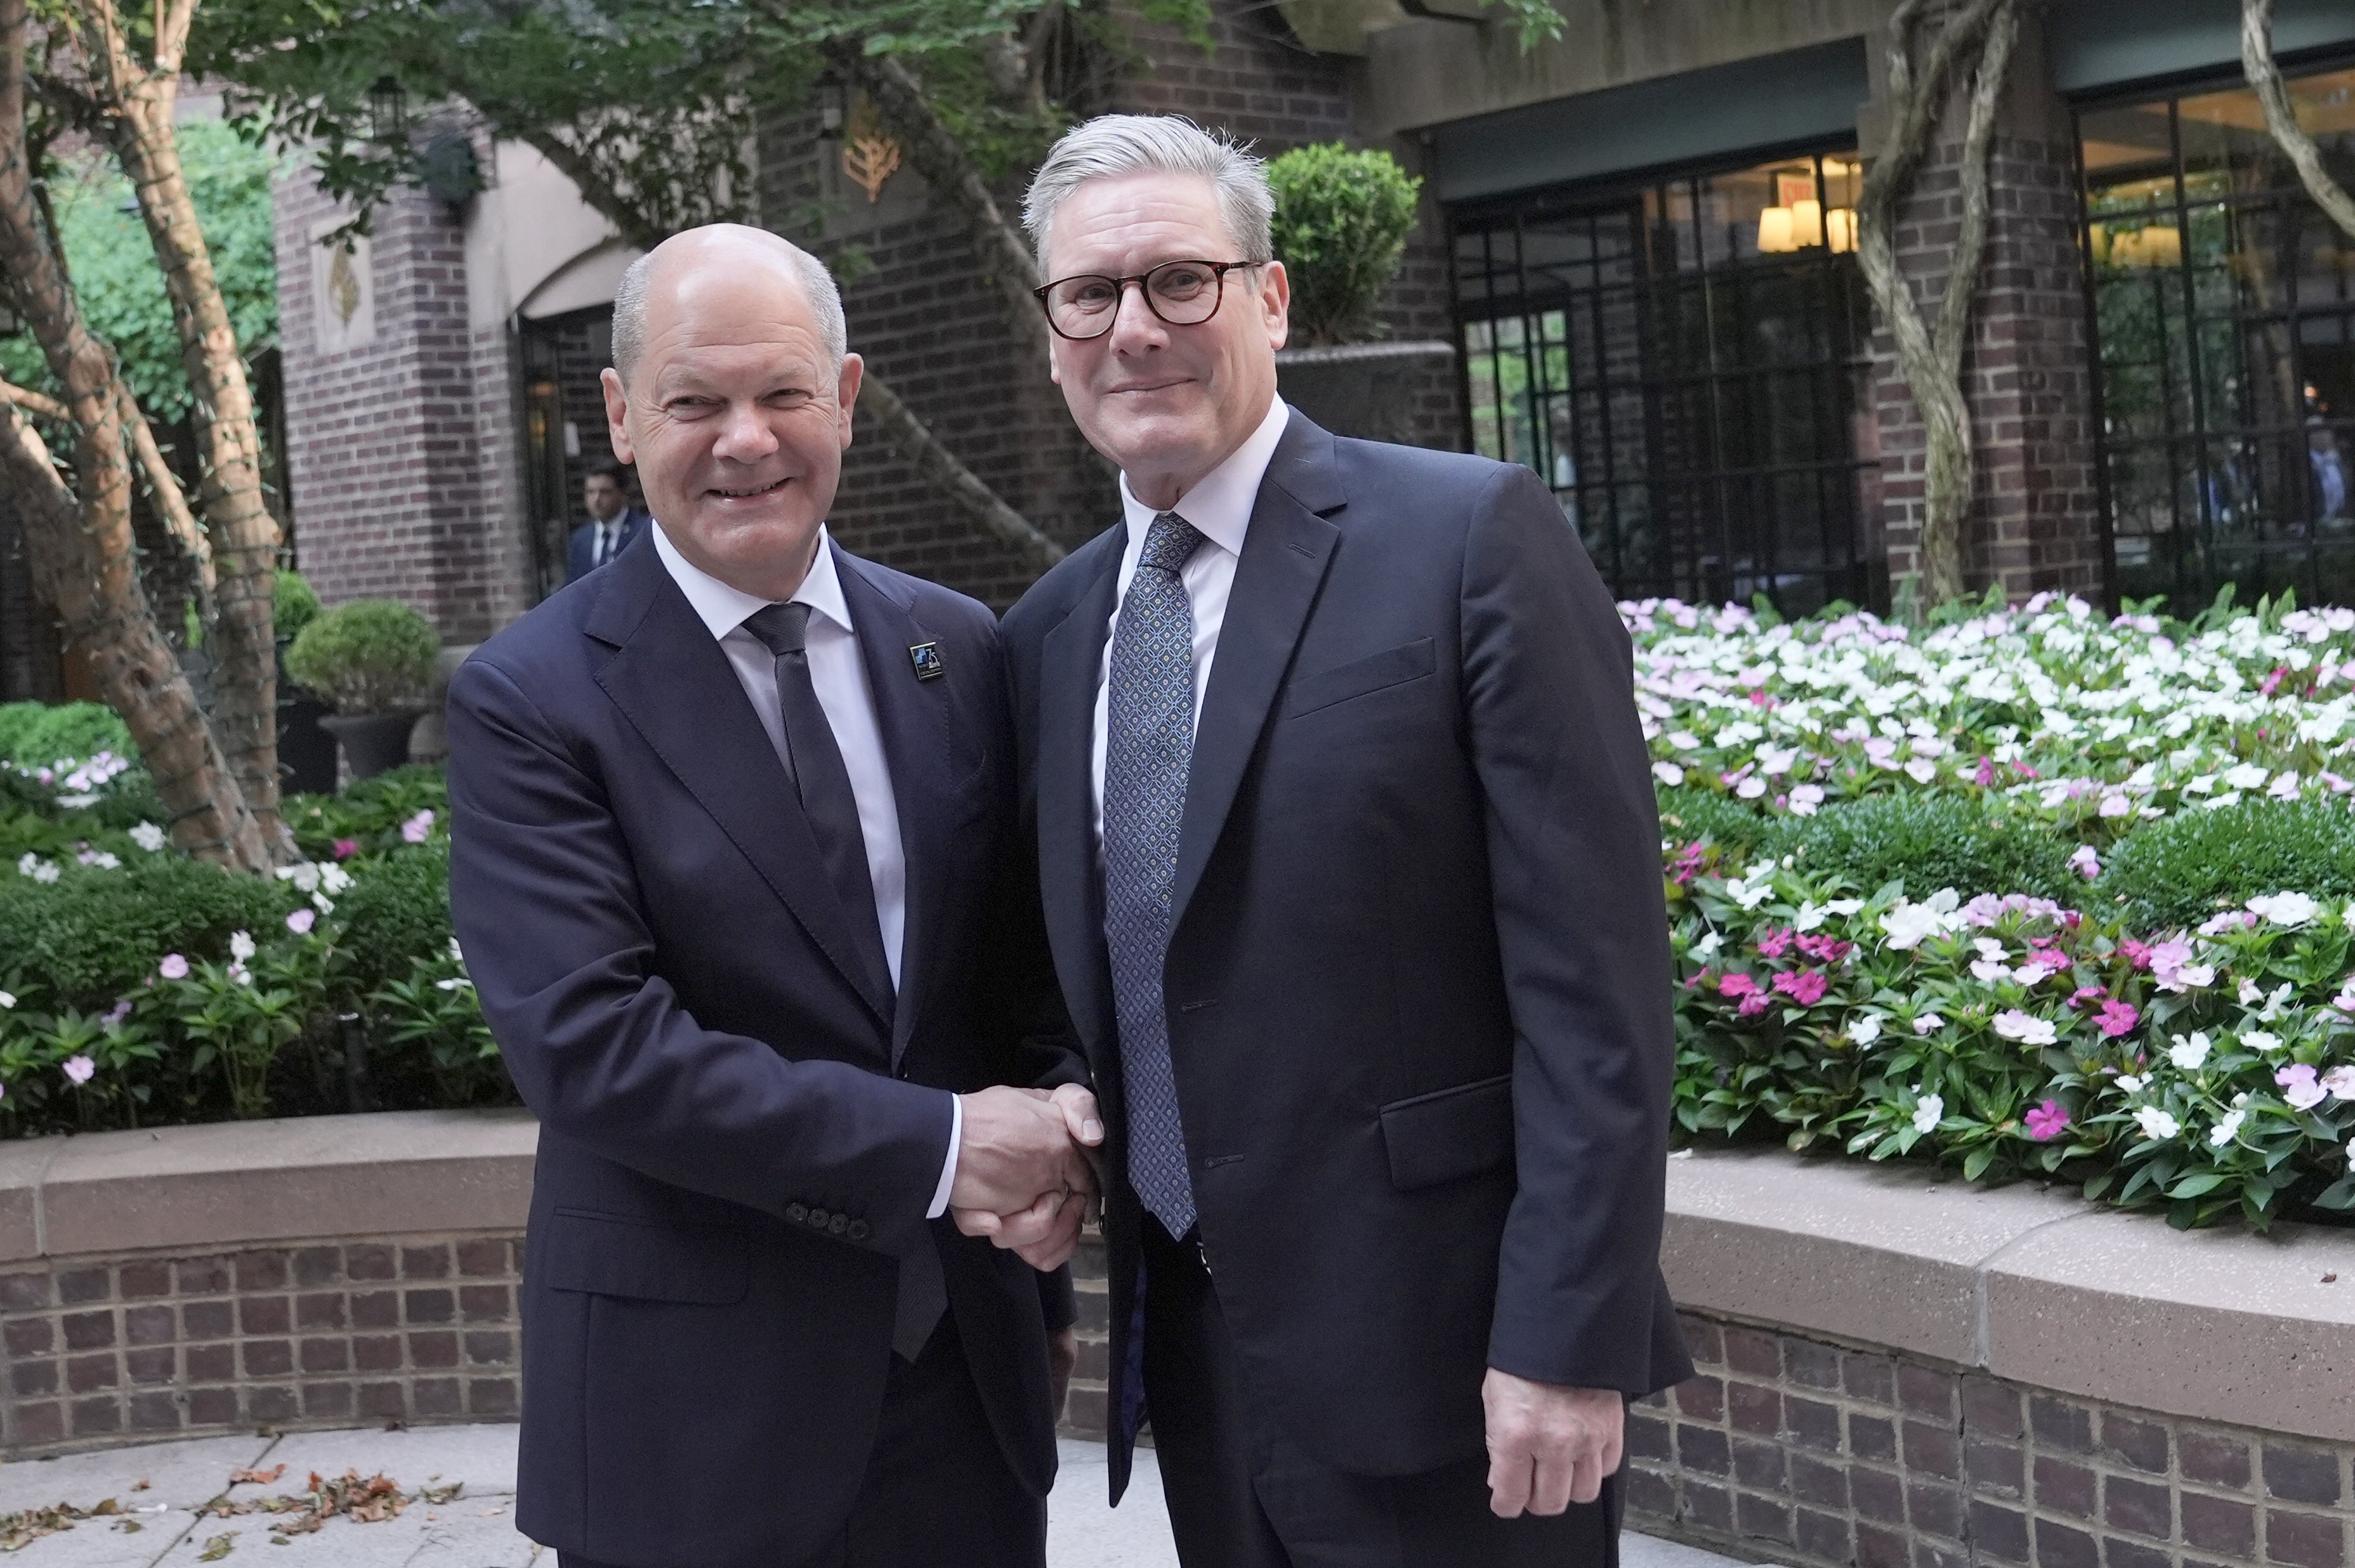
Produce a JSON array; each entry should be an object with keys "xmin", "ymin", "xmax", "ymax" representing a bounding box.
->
[{"xmin": 986, "ymin": 116, "xmax": 1690, "ymax": 1566}]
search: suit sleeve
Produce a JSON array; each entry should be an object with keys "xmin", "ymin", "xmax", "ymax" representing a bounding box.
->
[
  {"xmin": 1460, "ymin": 462, "xmax": 1677, "ymax": 1392},
  {"xmin": 446, "ymin": 655, "xmax": 952, "ymax": 1249}
]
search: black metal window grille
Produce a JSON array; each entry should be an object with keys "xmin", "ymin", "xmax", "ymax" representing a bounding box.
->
[
  {"xmin": 2079, "ymin": 61, "xmax": 2355, "ymax": 611},
  {"xmin": 1450, "ymin": 146, "xmax": 1883, "ymax": 614}
]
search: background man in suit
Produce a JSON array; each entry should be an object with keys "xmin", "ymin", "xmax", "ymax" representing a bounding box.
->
[
  {"xmin": 567, "ymin": 457, "xmax": 647, "ymax": 581},
  {"xmin": 447, "ymin": 224, "xmax": 1100, "ymax": 1568},
  {"xmin": 992, "ymin": 117, "xmax": 1691, "ymax": 1567}
]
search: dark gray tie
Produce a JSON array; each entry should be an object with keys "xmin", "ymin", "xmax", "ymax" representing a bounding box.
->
[
  {"xmin": 741, "ymin": 599, "xmax": 940, "ymax": 1359},
  {"xmin": 1103, "ymin": 511, "xmax": 1207, "ymax": 1238}
]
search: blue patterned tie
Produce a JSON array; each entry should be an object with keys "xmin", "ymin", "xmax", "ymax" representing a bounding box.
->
[{"xmin": 1103, "ymin": 511, "xmax": 1207, "ymax": 1238}]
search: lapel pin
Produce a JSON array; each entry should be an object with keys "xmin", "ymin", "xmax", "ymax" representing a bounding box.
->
[{"xmin": 907, "ymin": 642, "xmax": 946, "ymax": 682}]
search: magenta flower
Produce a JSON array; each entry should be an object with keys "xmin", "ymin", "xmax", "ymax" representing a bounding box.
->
[
  {"xmin": 158, "ymin": 953, "xmax": 189, "ymax": 981},
  {"xmin": 1717, "ymin": 973, "xmax": 1760, "ymax": 998},
  {"xmin": 1773, "ymin": 970, "xmax": 1829, "ymax": 1006},
  {"xmin": 2024, "ymin": 1100, "xmax": 2071, "ymax": 1141},
  {"xmin": 1795, "ymin": 934, "xmax": 1853, "ymax": 964},
  {"xmin": 1754, "ymin": 927, "xmax": 1792, "ymax": 959},
  {"xmin": 285, "ymin": 908, "xmax": 317, "ymax": 936},
  {"xmin": 332, "ymin": 837, "xmax": 360, "ymax": 860},
  {"xmin": 1736, "ymin": 993, "xmax": 1769, "ymax": 1018},
  {"xmin": 1973, "ymin": 755, "xmax": 1996, "ymax": 788},
  {"xmin": 2096, "ymin": 999, "xmax": 2140, "ymax": 1038},
  {"xmin": 62, "ymin": 1055, "xmax": 94, "ymax": 1086},
  {"xmin": 2119, "ymin": 939, "xmax": 2153, "ymax": 971}
]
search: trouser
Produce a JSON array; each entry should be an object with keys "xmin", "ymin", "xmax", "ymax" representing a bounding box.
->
[
  {"xmin": 1138, "ymin": 1216, "xmax": 1622, "ymax": 1568},
  {"xmin": 560, "ymin": 1312, "xmax": 1044, "ymax": 1568}
]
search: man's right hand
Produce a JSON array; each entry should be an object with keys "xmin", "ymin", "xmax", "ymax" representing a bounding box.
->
[{"xmin": 950, "ymin": 1085, "xmax": 1103, "ymax": 1271}]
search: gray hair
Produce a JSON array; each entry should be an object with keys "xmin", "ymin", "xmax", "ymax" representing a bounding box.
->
[
  {"xmin": 609, "ymin": 231, "xmax": 848, "ymax": 388},
  {"xmin": 1022, "ymin": 115, "xmax": 1273, "ymax": 277}
]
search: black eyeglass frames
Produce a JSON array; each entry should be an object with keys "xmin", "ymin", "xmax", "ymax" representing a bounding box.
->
[{"xmin": 1031, "ymin": 259, "xmax": 1262, "ymax": 341}]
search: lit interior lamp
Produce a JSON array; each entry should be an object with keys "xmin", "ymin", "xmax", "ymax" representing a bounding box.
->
[
  {"xmin": 2137, "ymin": 226, "xmax": 2182, "ymax": 267},
  {"xmin": 1758, "ymin": 206, "xmax": 1796, "ymax": 254},
  {"xmin": 1827, "ymin": 208, "xmax": 1858, "ymax": 253},
  {"xmin": 1791, "ymin": 199, "xmax": 1825, "ymax": 248}
]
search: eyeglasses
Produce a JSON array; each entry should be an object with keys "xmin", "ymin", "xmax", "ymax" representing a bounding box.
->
[{"xmin": 1032, "ymin": 259, "xmax": 1260, "ymax": 341}]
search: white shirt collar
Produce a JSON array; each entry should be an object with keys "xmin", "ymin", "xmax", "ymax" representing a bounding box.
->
[
  {"xmin": 1117, "ymin": 396, "xmax": 1292, "ymax": 556},
  {"xmin": 650, "ymin": 521, "xmax": 853, "ymax": 641}
]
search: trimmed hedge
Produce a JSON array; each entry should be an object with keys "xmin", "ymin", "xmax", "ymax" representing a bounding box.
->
[
  {"xmin": 1763, "ymin": 794, "xmax": 2080, "ymax": 903},
  {"xmin": 0, "ymin": 855, "xmax": 299, "ymax": 1008},
  {"xmin": 0, "ymin": 702, "xmax": 133, "ymax": 769},
  {"xmin": 2097, "ymin": 799, "xmax": 2355, "ymax": 931},
  {"xmin": 332, "ymin": 840, "xmax": 454, "ymax": 996}
]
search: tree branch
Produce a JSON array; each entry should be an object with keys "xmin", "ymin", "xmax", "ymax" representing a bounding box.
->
[
  {"xmin": 2241, "ymin": 0, "xmax": 2355, "ymax": 241},
  {"xmin": 1, "ymin": 376, "xmax": 66, "ymax": 421},
  {"xmin": 119, "ymin": 382, "xmax": 214, "ymax": 595},
  {"xmin": 858, "ymin": 370, "xmax": 1065, "ymax": 573}
]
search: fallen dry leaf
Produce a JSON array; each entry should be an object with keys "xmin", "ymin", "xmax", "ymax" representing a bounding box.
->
[
  {"xmin": 228, "ymin": 1466, "xmax": 286, "ymax": 1486},
  {"xmin": 198, "ymin": 1534, "xmax": 235, "ymax": 1561},
  {"xmin": 131, "ymin": 1480, "xmax": 150, "ymax": 1493}
]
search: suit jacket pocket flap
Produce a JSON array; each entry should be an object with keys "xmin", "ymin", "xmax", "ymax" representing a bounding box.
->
[
  {"xmin": 1282, "ymin": 637, "xmax": 1436, "ymax": 718},
  {"xmin": 542, "ymin": 1209, "xmax": 750, "ymax": 1305},
  {"xmin": 1378, "ymin": 1073, "xmax": 1514, "ymax": 1191}
]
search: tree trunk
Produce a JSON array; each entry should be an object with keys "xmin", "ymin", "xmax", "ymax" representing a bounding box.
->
[
  {"xmin": 1855, "ymin": 0, "xmax": 2025, "ymax": 606},
  {"xmin": 86, "ymin": 0, "xmax": 284, "ymax": 851},
  {"xmin": 2242, "ymin": 0, "xmax": 2355, "ymax": 240},
  {"xmin": 0, "ymin": 0, "xmax": 268, "ymax": 868}
]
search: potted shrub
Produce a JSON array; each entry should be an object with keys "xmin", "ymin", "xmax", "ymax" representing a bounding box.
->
[
  {"xmin": 1268, "ymin": 143, "xmax": 1453, "ymax": 447},
  {"xmin": 272, "ymin": 570, "xmax": 339, "ymax": 795},
  {"xmin": 282, "ymin": 599, "xmax": 440, "ymax": 783}
]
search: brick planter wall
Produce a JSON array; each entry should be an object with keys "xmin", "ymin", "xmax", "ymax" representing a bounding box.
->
[
  {"xmin": 0, "ymin": 1234, "xmax": 524, "ymax": 1454},
  {"xmin": 1627, "ymin": 1313, "xmax": 2353, "ymax": 1568}
]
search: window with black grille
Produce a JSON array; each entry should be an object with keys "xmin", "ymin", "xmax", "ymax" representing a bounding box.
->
[
  {"xmin": 2080, "ymin": 62, "xmax": 2355, "ymax": 612},
  {"xmin": 1452, "ymin": 147, "xmax": 1883, "ymax": 615}
]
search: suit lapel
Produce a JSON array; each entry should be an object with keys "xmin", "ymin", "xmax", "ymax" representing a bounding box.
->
[
  {"xmin": 834, "ymin": 544, "xmax": 949, "ymax": 1068},
  {"xmin": 1170, "ymin": 415, "xmax": 1345, "ymax": 928},
  {"xmin": 586, "ymin": 541, "xmax": 897, "ymax": 1036},
  {"xmin": 1038, "ymin": 539, "xmax": 1124, "ymax": 1067}
]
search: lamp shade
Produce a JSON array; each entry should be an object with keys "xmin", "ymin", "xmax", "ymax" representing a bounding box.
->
[
  {"xmin": 1792, "ymin": 199, "xmax": 1825, "ymax": 247},
  {"xmin": 1827, "ymin": 207, "xmax": 1858, "ymax": 254},
  {"xmin": 1757, "ymin": 206, "xmax": 1795, "ymax": 254}
]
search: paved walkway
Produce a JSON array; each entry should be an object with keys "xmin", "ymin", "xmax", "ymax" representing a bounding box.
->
[{"xmin": 0, "ymin": 1425, "xmax": 1755, "ymax": 1566}]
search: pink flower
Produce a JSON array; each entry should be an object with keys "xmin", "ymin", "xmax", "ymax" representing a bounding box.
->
[
  {"xmin": 1736, "ymin": 993, "xmax": 1769, "ymax": 1018},
  {"xmin": 2278, "ymin": 1063, "xmax": 2328, "ymax": 1111},
  {"xmin": 103, "ymin": 1000, "xmax": 130, "ymax": 1026},
  {"xmin": 1773, "ymin": 970, "xmax": 1829, "ymax": 1006},
  {"xmin": 2096, "ymin": 999, "xmax": 2141, "ymax": 1038},
  {"xmin": 400, "ymin": 809, "xmax": 436, "ymax": 845},
  {"xmin": 2120, "ymin": 939, "xmax": 2153, "ymax": 971},
  {"xmin": 158, "ymin": 953, "xmax": 189, "ymax": 981},
  {"xmin": 1754, "ymin": 927, "xmax": 1793, "ymax": 959},
  {"xmin": 62, "ymin": 1055, "xmax": 94, "ymax": 1085},
  {"xmin": 2024, "ymin": 1100, "xmax": 2071, "ymax": 1141},
  {"xmin": 2322, "ymin": 1065, "xmax": 2355, "ymax": 1102},
  {"xmin": 1795, "ymin": 934, "xmax": 1852, "ymax": 964},
  {"xmin": 332, "ymin": 838, "xmax": 360, "ymax": 860},
  {"xmin": 286, "ymin": 908, "xmax": 317, "ymax": 935},
  {"xmin": 1717, "ymin": 973, "xmax": 1760, "ymax": 998},
  {"xmin": 2070, "ymin": 985, "xmax": 2106, "ymax": 1008},
  {"xmin": 1973, "ymin": 756, "xmax": 1996, "ymax": 787}
]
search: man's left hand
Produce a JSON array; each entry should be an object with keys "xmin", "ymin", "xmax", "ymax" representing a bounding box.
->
[{"xmin": 1481, "ymin": 1370, "xmax": 1623, "ymax": 1518}]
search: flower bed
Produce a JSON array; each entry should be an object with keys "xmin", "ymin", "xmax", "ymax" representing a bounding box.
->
[
  {"xmin": 0, "ymin": 752, "xmax": 500, "ymax": 1135},
  {"xmin": 1643, "ymin": 591, "xmax": 2355, "ymax": 1229}
]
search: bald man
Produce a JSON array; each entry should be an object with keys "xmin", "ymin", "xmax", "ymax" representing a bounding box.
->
[{"xmin": 446, "ymin": 226, "xmax": 1099, "ymax": 1568}]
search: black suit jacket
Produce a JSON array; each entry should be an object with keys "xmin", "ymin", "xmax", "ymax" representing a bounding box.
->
[
  {"xmin": 1002, "ymin": 412, "xmax": 1691, "ymax": 1499},
  {"xmin": 567, "ymin": 506, "xmax": 646, "ymax": 581},
  {"xmin": 448, "ymin": 535, "xmax": 1077, "ymax": 1567}
]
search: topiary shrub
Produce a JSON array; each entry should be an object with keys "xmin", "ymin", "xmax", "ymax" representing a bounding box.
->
[
  {"xmin": 0, "ymin": 702, "xmax": 134, "ymax": 769},
  {"xmin": 283, "ymin": 599, "xmax": 438, "ymax": 715},
  {"xmin": 1266, "ymin": 143, "xmax": 1422, "ymax": 347},
  {"xmin": 0, "ymin": 857, "xmax": 298, "ymax": 1009},
  {"xmin": 1764, "ymin": 794, "xmax": 2078, "ymax": 902},
  {"xmin": 1656, "ymin": 788, "xmax": 1774, "ymax": 856},
  {"xmin": 2098, "ymin": 799, "xmax": 2355, "ymax": 932},
  {"xmin": 275, "ymin": 569, "xmax": 323, "ymax": 644},
  {"xmin": 331, "ymin": 840, "xmax": 454, "ymax": 998}
]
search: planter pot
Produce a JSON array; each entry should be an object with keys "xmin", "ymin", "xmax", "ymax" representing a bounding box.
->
[
  {"xmin": 1274, "ymin": 340, "xmax": 1457, "ymax": 449},
  {"xmin": 277, "ymin": 691, "xmax": 339, "ymax": 795},
  {"xmin": 320, "ymin": 711, "xmax": 421, "ymax": 784}
]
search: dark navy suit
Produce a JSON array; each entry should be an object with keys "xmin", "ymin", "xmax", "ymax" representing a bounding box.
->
[
  {"xmin": 1002, "ymin": 412, "xmax": 1691, "ymax": 1563},
  {"xmin": 567, "ymin": 507, "xmax": 647, "ymax": 582},
  {"xmin": 447, "ymin": 533, "xmax": 1077, "ymax": 1568}
]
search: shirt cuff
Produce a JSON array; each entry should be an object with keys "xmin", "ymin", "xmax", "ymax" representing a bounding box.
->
[{"xmin": 925, "ymin": 1092, "xmax": 962, "ymax": 1220}]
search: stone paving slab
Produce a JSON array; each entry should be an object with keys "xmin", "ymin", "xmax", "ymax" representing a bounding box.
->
[{"xmin": 0, "ymin": 1425, "xmax": 1752, "ymax": 1567}]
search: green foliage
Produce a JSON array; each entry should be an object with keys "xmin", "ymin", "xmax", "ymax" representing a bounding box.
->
[
  {"xmin": 369, "ymin": 945, "xmax": 504, "ymax": 1106},
  {"xmin": 0, "ymin": 857, "xmax": 298, "ymax": 1011},
  {"xmin": 1766, "ymin": 794, "xmax": 2079, "ymax": 903},
  {"xmin": 283, "ymin": 600, "xmax": 440, "ymax": 715},
  {"xmin": 0, "ymin": 119, "xmax": 280, "ymax": 422},
  {"xmin": 2099, "ymin": 800, "xmax": 2355, "ymax": 932},
  {"xmin": 1656, "ymin": 788, "xmax": 1774, "ymax": 856},
  {"xmin": 275, "ymin": 570, "xmax": 323, "ymax": 643},
  {"xmin": 330, "ymin": 841, "xmax": 454, "ymax": 998},
  {"xmin": 0, "ymin": 703, "xmax": 134, "ymax": 769},
  {"xmin": 1266, "ymin": 143, "xmax": 1421, "ymax": 347},
  {"xmin": 287, "ymin": 765, "xmax": 449, "ymax": 860}
]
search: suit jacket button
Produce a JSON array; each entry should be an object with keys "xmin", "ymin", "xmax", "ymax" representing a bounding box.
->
[
  {"xmin": 787, "ymin": 1203, "xmax": 808, "ymax": 1224},
  {"xmin": 808, "ymin": 1208, "xmax": 831, "ymax": 1229},
  {"xmin": 848, "ymin": 1220, "xmax": 871, "ymax": 1241},
  {"xmin": 829, "ymin": 1213, "xmax": 850, "ymax": 1236}
]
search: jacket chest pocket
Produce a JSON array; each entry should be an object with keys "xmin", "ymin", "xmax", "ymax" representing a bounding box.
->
[{"xmin": 1282, "ymin": 637, "xmax": 1436, "ymax": 721}]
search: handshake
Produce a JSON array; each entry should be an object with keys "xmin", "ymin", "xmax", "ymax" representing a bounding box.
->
[{"xmin": 948, "ymin": 1085, "xmax": 1106, "ymax": 1272}]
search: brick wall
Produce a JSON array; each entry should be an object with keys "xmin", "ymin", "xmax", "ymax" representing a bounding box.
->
[
  {"xmin": 1627, "ymin": 1312, "xmax": 2353, "ymax": 1568},
  {"xmin": 276, "ymin": 170, "xmax": 532, "ymax": 645},
  {"xmin": 0, "ymin": 1234, "xmax": 523, "ymax": 1454}
]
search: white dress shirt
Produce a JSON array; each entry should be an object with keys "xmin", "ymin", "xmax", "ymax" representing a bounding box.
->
[
  {"xmin": 651, "ymin": 521, "xmax": 961, "ymax": 1215},
  {"xmin": 1091, "ymin": 395, "xmax": 1292, "ymax": 846}
]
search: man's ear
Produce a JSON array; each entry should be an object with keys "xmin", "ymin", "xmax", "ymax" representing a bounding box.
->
[
  {"xmin": 1259, "ymin": 260, "xmax": 1290, "ymax": 355},
  {"xmin": 836, "ymin": 353, "xmax": 865, "ymax": 452},
  {"xmin": 601, "ymin": 367, "xmax": 635, "ymax": 464}
]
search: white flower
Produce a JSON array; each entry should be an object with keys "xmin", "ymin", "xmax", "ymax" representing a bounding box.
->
[
  {"xmin": 2269, "ymin": 770, "xmax": 2303, "ymax": 800},
  {"xmin": 1970, "ymin": 959, "xmax": 2010, "ymax": 984},
  {"xmin": 17, "ymin": 854, "xmax": 58, "ymax": 885},
  {"xmin": 1730, "ymin": 879, "xmax": 1775, "ymax": 911},
  {"xmin": 277, "ymin": 862, "xmax": 322, "ymax": 894},
  {"xmin": 128, "ymin": 822, "xmax": 166, "ymax": 853},
  {"xmin": 1913, "ymin": 1013, "xmax": 1946, "ymax": 1035},
  {"xmin": 81, "ymin": 850, "xmax": 119, "ymax": 870},
  {"xmin": 2168, "ymin": 1032, "xmax": 2212, "ymax": 1071},
  {"xmin": 2240, "ymin": 978, "xmax": 2263, "ymax": 1005},
  {"xmin": 1974, "ymin": 939, "xmax": 2008, "ymax": 962},
  {"xmin": 448, "ymin": 938, "xmax": 465, "ymax": 965},
  {"xmin": 1666, "ymin": 731, "xmax": 1700, "ymax": 751},
  {"xmin": 2174, "ymin": 964, "xmax": 2215, "ymax": 991},
  {"xmin": 1788, "ymin": 783, "xmax": 1825, "ymax": 816},
  {"xmin": 1912, "ymin": 1093, "xmax": 1945, "ymax": 1135},
  {"xmin": 2209, "ymin": 1110, "xmax": 2245, "ymax": 1147},
  {"xmin": 0, "ymin": 991, "xmax": 13, "ymax": 1010},
  {"xmin": 2068, "ymin": 844, "xmax": 2101, "ymax": 879},
  {"xmin": 1652, "ymin": 761, "xmax": 1686, "ymax": 787},
  {"xmin": 229, "ymin": 930, "xmax": 256, "ymax": 964},
  {"xmin": 1851, "ymin": 1014, "xmax": 1882, "ymax": 1045},
  {"xmin": 2248, "ymin": 892, "xmax": 2320, "ymax": 927},
  {"xmin": 1735, "ymin": 776, "xmax": 1767, "ymax": 800},
  {"xmin": 2117, "ymin": 1074, "xmax": 2146, "ymax": 1093},
  {"xmin": 1904, "ymin": 758, "xmax": 1938, "ymax": 784},
  {"xmin": 320, "ymin": 864, "xmax": 353, "ymax": 894},
  {"xmin": 2241, "ymin": 1031, "xmax": 2285, "ymax": 1054},
  {"xmin": 2134, "ymin": 1106, "xmax": 2181, "ymax": 1141},
  {"xmin": 434, "ymin": 977, "xmax": 474, "ymax": 992},
  {"xmin": 312, "ymin": 892, "xmax": 334, "ymax": 915},
  {"xmin": 1883, "ymin": 892, "xmax": 1960, "ymax": 951},
  {"xmin": 2224, "ymin": 762, "xmax": 2269, "ymax": 791},
  {"xmin": 1993, "ymin": 1010, "xmax": 2058, "ymax": 1046},
  {"xmin": 1691, "ymin": 931, "xmax": 1723, "ymax": 960}
]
